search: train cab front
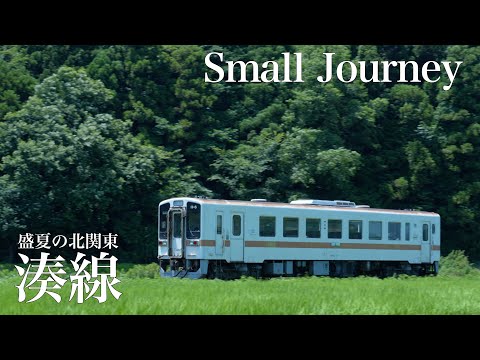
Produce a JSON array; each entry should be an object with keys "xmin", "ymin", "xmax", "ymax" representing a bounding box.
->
[{"xmin": 158, "ymin": 198, "xmax": 208, "ymax": 279}]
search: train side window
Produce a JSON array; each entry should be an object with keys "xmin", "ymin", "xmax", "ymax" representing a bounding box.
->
[
  {"xmin": 216, "ymin": 215, "xmax": 222, "ymax": 235},
  {"xmin": 306, "ymin": 218, "xmax": 321, "ymax": 238},
  {"xmin": 232, "ymin": 215, "xmax": 241, "ymax": 236},
  {"xmin": 423, "ymin": 224, "xmax": 429, "ymax": 241},
  {"xmin": 328, "ymin": 219, "xmax": 342, "ymax": 239},
  {"xmin": 405, "ymin": 222, "xmax": 410, "ymax": 241},
  {"xmin": 349, "ymin": 220, "xmax": 362, "ymax": 240},
  {"xmin": 260, "ymin": 216, "xmax": 276, "ymax": 237},
  {"xmin": 369, "ymin": 221, "xmax": 382, "ymax": 240},
  {"xmin": 388, "ymin": 222, "xmax": 401, "ymax": 240},
  {"xmin": 432, "ymin": 224, "xmax": 435, "ymax": 234},
  {"xmin": 283, "ymin": 217, "xmax": 299, "ymax": 237}
]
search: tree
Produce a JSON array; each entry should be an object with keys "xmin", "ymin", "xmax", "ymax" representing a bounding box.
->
[
  {"xmin": 433, "ymin": 46, "xmax": 480, "ymax": 257},
  {"xmin": 0, "ymin": 47, "xmax": 36, "ymax": 120},
  {"xmin": 0, "ymin": 66, "xmax": 209, "ymax": 262}
]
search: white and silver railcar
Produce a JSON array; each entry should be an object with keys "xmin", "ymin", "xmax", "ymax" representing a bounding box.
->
[{"xmin": 158, "ymin": 197, "xmax": 440, "ymax": 279}]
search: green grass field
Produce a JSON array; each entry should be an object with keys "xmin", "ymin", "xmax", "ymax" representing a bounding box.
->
[{"xmin": 1, "ymin": 272, "xmax": 479, "ymax": 315}]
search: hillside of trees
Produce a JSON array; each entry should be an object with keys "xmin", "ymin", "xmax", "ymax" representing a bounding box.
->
[{"xmin": 0, "ymin": 45, "xmax": 479, "ymax": 262}]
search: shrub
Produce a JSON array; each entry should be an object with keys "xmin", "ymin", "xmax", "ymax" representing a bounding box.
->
[
  {"xmin": 116, "ymin": 263, "xmax": 137, "ymax": 274},
  {"xmin": 123, "ymin": 263, "xmax": 160, "ymax": 279},
  {"xmin": 439, "ymin": 250, "xmax": 478, "ymax": 277}
]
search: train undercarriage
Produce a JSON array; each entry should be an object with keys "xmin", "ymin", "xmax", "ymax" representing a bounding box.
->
[{"xmin": 159, "ymin": 258, "xmax": 439, "ymax": 280}]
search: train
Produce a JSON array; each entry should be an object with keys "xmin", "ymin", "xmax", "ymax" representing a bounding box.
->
[{"xmin": 158, "ymin": 197, "xmax": 440, "ymax": 279}]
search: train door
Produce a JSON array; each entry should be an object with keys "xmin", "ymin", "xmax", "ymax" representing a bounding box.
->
[
  {"xmin": 215, "ymin": 211, "xmax": 224, "ymax": 255},
  {"xmin": 230, "ymin": 212, "xmax": 244, "ymax": 262},
  {"xmin": 168, "ymin": 209, "xmax": 184, "ymax": 258},
  {"xmin": 421, "ymin": 222, "xmax": 431, "ymax": 263}
]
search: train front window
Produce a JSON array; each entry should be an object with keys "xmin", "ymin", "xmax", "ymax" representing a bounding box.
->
[
  {"xmin": 173, "ymin": 212, "xmax": 182, "ymax": 238},
  {"xmin": 186, "ymin": 202, "xmax": 201, "ymax": 239},
  {"xmin": 159, "ymin": 203, "xmax": 170, "ymax": 239}
]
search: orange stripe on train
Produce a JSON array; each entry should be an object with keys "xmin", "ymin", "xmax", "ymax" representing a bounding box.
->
[{"xmin": 199, "ymin": 240, "xmax": 422, "ymax": 250}]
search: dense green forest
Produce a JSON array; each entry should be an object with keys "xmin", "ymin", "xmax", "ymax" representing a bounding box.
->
[{"xmin": 0, "ymin": 45, "xmax": 479, "ymax": 262}]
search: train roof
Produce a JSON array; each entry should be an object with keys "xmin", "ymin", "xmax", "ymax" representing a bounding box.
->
[{"xmin": 162, "ymin": 197, "xmax": 440, "ymax": 217}]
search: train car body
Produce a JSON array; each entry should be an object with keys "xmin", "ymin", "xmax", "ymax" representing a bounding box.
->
[{"xmin": 158, "ymin": 197, "xmax": 440, "ymax": 279}]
